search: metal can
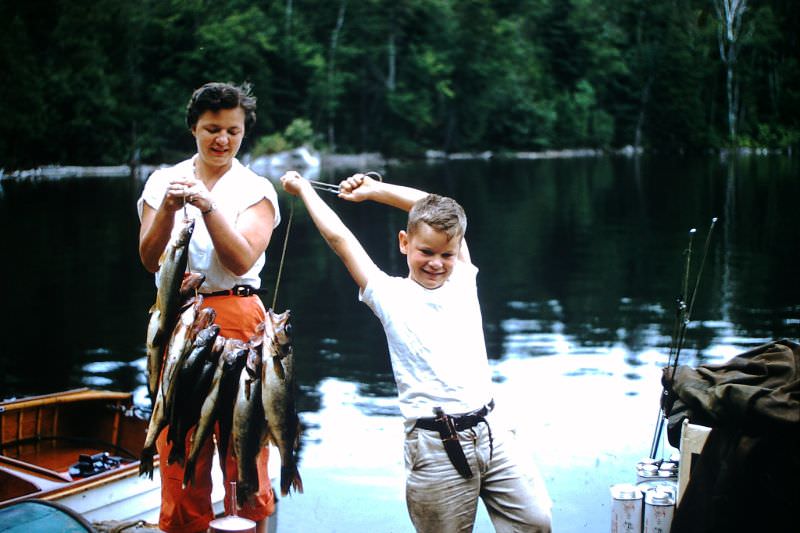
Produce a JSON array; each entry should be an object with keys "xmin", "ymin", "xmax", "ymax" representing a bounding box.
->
[
  {"xmin": 643, "ymin": 487, "xmax": 675, "ymax": 533},
  {"xmin": 610, "ymin": 483, "xmax": 643, "ymax": 533},
  {"xmin": 208, "ymin": 515, "xmax": 256, "ymax": 533},
  {"xmin": 657, "ymin": 461, "xmax": 678, "ymax": 479},
  {"xmin": 637, "ymin": 479, "xmax": 677, "ymax": 499},
  {"xmin": 636, "ymin": 463, "xmax": 660, "ymax": 484},
  {"xmin": 636, "ymin": 457, "xmax": 659, "ymax": 470}
]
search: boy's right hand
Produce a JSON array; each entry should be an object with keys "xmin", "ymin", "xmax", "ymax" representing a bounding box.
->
[
  {"xmin": 338, "ymin": 173, "xmax": 380, "ymax": 203},
  {"xmin": 280, "ymin": 171, "xmax": 309, "ymax": 196}
]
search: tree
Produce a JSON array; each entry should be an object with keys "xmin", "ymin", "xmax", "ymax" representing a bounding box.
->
[{"xmin": 713, "ymin": 0, "xmax": 750, "ymax": 144}]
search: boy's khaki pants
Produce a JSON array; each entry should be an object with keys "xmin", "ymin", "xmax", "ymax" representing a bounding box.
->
[{"xmin": 404, "ymin": 420, "xmax": 552, "ymax": 533}]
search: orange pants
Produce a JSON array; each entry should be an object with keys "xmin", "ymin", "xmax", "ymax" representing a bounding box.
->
[{"xmin": 157, "ymin": 294, "xmax": 275, "ymax": 533}]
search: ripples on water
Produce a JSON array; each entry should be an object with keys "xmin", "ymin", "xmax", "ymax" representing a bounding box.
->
[{"xmin": 2, "ymin": 154, "xmax": 798, "ymax": 530}]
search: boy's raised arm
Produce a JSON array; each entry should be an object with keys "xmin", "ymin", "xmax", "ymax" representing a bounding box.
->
[
  {"xmin": 338, "ymin": 174, "xmax": 426, "ymax": 212},
  {"xmin": 280, "ymin": 171, "xmax": 378, "ymax": 290},
  {"xmin": 339, "ymin": 173, "xmax": 472, "ymax": 264}
]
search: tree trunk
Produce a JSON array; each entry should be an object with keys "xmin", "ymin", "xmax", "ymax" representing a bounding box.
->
[
  {"xmin": 327, "ymin": 0, "xmax": 347, "ymax": 152},
  {"xmin": 387, "ymin": 32, "xmax": 396, "ymax": 92},
  {"xmin": 714, "ymin": 0, "xmax": 749, "ymax": 144},
  {"xmin": 634, "ymin": 76, "xmax": 653, "ymax": 151}
]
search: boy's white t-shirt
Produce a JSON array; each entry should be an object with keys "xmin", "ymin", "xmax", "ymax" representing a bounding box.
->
[
  {"xmin": 137, "ymin": 156, "xmax": 281, "ymax": 292},
  {"xmin": 360, "ymin": 261, "xmax": 494, "ymax": 430}
]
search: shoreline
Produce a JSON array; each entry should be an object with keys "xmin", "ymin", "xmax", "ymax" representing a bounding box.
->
[{"xmin": 1, "ymin": 145, "xmax": 790, "ymax": 182}]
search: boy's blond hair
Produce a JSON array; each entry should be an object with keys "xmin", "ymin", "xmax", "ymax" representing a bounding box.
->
[{"xmin": 407, "ymin": 194, "xmax": 467, "ymax": 242}]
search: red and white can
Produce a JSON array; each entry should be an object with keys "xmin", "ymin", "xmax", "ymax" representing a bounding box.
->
[
  {"xmin": 610, "ymin": 483, "xmax": 643, "ymax": 533},
  {"xmin": 643, "ymin": 487, "xmax": 675, "ymax": 533}
]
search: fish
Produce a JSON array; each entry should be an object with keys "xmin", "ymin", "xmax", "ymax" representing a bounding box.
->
[
  {"xmin": 179, "ymin": 272, "xmax": 206, "ymax": 299},
  {"xmin": 260, "ymin": 309, "xmax": 303, "ymax": 496},
  {"xmin": 183, "ymin": 338, "xmax": 248, "ymax": 488},
  {"xmin": 232, "ymin": 344, "xmax": 269, "ymax": 508},
  {"xmin": 161, "ymin": 302, "xmax": 214, "ymax": 429},
  {"xmin": 145, "ymin": 218, "xmax": 195, "ymax": 403},
  {"xmin": 166, "ymin": 322, "xmax": 221, "ymax": 466},
  {"xmin": 139, "ymin": 295, "xmax": 204, "ymax": 478}
]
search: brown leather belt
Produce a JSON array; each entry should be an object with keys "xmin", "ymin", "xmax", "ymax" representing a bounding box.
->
[{"xmin": 414, "ymin": 400, "xmax": 495, "ymax": 479}]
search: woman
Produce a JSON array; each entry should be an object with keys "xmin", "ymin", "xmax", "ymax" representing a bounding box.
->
[{"xmin": 137, "ymin": 82, "xmax": 280, "ymax": 533}]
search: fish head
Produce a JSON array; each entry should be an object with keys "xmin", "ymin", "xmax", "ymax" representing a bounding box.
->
[
  {"xmin": 176, "ymin": 296, "xmax": 201, "ymax": 329},
  {"xmin": 211, "ymin": 334, "xmax": 227, "ymax": 356},
  {"xmin": 264, "ymin": 309, "xmax": 292, "ymax": 356},
  {"xmin": 193, "ymin": 307, "xmax": 217, "ymax": 334},
  {"xmin": 223, "ymin": 339, "xmax": 250, "ymax": 368},
  {"xmin": 244, "ymin": 344, "xmax": 261, "ymax": 377},
  {"xmin": 197, "ymin": 324, "xmax": 220, "ymax": 346},
  {"xmin": 248, "ymin": 323, "xmax": 264, "ymax": 352},
  {"xmin": 179, "ymin": 272, "xmax": 206, "ymax": 298},
  {"xmin": 177, "ymin": 218, "xmax": 196, "ymax": 244}
]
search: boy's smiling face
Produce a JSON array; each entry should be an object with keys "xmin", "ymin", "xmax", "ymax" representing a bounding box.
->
[{"xmin": 399, "ymin": 222, "xmax": 461, "ymax": 289}]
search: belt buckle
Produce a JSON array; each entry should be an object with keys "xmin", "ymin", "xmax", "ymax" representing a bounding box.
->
[{"xmin": 233, "ymin": 285, "xmax": 250, "ymax": 297}]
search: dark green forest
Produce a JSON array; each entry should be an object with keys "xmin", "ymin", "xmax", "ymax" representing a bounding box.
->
[{"xmin": 1, "ymin": 0, "xmax": 797, "ymax": 170}]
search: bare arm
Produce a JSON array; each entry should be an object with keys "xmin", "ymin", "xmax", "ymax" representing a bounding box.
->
[
  {"xmin": 139, "ymin": 178, "xmax": 275, "ymax": 275},
  {"xmin": 280, "ymin": 171, "xmax": 378, "ymax": 290},
  {"xmin": 139, "ymin": 180, "xmax": 185, "ymax": 273},
  {"xmin": 338, "ymin": 173, "xmax": 472, "ymax": 264},
  {"xmin": 203, "ymin": 198, "xmax": 275, "ymax": 275},
  {"xmin": 337, "ymin": 174, "xmax": 426, "ymax": 211}
]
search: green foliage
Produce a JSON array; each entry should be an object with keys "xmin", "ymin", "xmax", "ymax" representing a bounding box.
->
[
  {"xmin": 251, "ymin": 118, "xmax": 318, "ymax": 157},
  {"xmin": 284, "ymin": 119, "xmax": 317, "ymax": 148},
  {"xmin": 251, "ymin": 133, "xmax": 289, "ymax": 157},
  {"xmin": 0, "ymin": 0, "xmax": 797, "ymax": 170},
  {"xmin": 747, "ymin": 125, "xmax": 800, "ymax": 149}
]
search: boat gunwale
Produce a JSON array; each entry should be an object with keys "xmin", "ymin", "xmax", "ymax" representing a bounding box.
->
[
  {"xmin": 0, "ymin": 388, "xmax": 132, "ymax": 413},
  {"xmin": 0, "ymin": 388, "xmax": 158, "ymax": 511}
]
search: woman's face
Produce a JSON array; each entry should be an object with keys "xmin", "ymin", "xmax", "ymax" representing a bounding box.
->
[{"xmin": 192, "ymin": 107, "xmax": 246, "ymax": 170}]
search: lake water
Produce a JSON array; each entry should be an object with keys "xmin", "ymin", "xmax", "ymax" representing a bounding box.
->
[{"xmin": 1, "ymin": 154, "xmax": 798, "ymax": 532}]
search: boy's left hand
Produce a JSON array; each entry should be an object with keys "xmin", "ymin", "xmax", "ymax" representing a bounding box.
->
[{"xmin": 338, "ymin": 173, "xmax": 379, "ymax": 202}]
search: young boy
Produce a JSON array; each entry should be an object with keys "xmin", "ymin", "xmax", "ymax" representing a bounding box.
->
[{"xmin": 280, "ymin": 171, "xmax": 552, "ymax": 533}]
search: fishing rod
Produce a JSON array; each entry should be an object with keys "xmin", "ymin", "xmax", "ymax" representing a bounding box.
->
[
  {"xmin": 649, "ymin": 218, "xmax": 718, "ymax": 460},
  {"xmin": 670, "ymin": 218, "xmax": 718, "ymax": 378},
  {"xmin": 648, "ymin": 227, "xmax": 695, "ymax": 459}
]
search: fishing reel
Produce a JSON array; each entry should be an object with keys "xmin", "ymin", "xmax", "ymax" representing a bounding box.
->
[{"xmin": 69, "ymin": 451, "xmax": 123, "ymax": 478}]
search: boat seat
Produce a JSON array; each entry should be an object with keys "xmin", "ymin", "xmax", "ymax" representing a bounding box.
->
[{"xmin": 677, "ymin": 418, "xmax": 711, "ymax": 506}]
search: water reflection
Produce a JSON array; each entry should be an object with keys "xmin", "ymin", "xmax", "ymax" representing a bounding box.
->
[{"xmin": 1, "ymin": 154, "xmax": 798, "ymax": 530}]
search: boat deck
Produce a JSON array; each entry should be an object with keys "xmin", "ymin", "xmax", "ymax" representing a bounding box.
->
[{"xmin": 0, "ymin": 389, "xmax": 148, "ymax": 507}]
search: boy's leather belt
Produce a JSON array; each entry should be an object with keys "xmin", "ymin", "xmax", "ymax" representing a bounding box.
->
[
  {"xmin": 200, "ymin": 284, "xmax": 267, "ymax": 297},
  {"xmin": 414, "ymin": 400, "xmax": 495, "ymax": 479}
]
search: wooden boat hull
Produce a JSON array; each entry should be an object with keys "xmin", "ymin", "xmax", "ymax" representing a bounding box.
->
[{"xmin": 0, "ymin": 388, "xmax": 224, "ymax": 523}]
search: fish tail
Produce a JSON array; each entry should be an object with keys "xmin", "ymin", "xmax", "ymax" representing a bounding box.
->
[
  {"xmin": 139, "ymin": 452, "xmax": 154, "ymax": 479},
  {"xmin": 280, "ymin": 465, "xmax": 303, "ymax": 496},
  {"xmin": 167, "ymin": 442, "xmax": 184, "ymax": 467},
  {"xmin": 182, "ymin": 458, "xmax": 196, "ymax": 488},
  {"xmin": 236, "ymin": 482, "xmax": 254, "ymax": 510}
]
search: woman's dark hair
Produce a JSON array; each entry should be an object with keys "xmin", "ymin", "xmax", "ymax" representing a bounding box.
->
[{"xmin": 186, "ymin": 82, "xmax": 257, "ymax": 131}]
